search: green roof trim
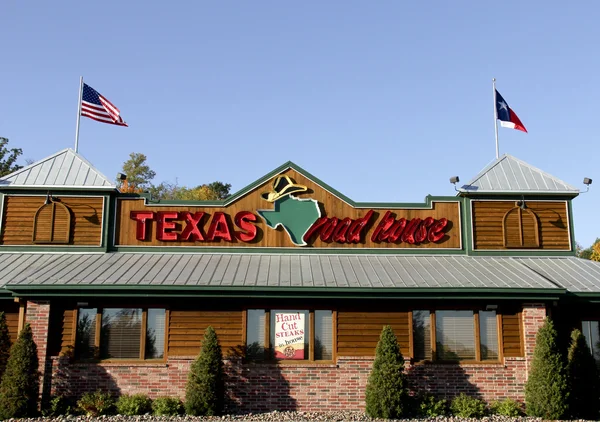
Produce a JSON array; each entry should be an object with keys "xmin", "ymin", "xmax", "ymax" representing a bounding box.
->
[{"xmin": 4, "ymin": 284, "xmax": 566, "ymax": 300}]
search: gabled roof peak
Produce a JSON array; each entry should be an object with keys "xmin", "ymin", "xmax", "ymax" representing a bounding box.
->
[
  {"xmin": 459, "ymin": 154, "xmax": 579, "ymax": 195},
  {"xmin": 0, "ymin": 148, "xmax": 116, "ymax": 190}
]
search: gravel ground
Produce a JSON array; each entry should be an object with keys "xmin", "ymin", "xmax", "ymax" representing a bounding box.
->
[{"xmin": 4, "ymin": 413, "xmax": 593, "ymax": 422}]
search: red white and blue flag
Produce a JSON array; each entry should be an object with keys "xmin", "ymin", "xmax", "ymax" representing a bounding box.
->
[
  {"xmin": 495, "ymin": 90, "xmax": 526, "ymax": 133},
  {"xmin": 81, "ymin": 83, "xmax": 128, "ymax": 127}
]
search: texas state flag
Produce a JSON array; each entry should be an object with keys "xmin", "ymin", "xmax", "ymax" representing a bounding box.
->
[{"xmin": 495, "ymin": 90, "xmax": 527, "ymax": 133}]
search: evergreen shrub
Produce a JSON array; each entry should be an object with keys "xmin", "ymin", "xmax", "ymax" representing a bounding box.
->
[
  {"xmin": 0, "ymin": 324, "xmax": 39, "ymax": 419},
  {"xmin": 116, "ymin": 393, "xmax": 152, "ymax": 415},
  {"xmin": 450, "ymin": 393, "xmax": 487, "ymax": 418},
  {"xmin": 490, "ymin": 398, "xmax": 522, "ymax": 417},
  {"xmin": 77, "ymin": 390, "xmax": 115, "ymax": 416},
  {"xmin": 364, "ymin": 325, "xmax": 409, "ymax": 419},
  {"xmin": 566, "ymin": 328, "xmax": 600, "ymax": 420},
  {"xmin": 417, "ymin": 393, "xmax": 447, "ymax": 417},
  {"xmin": 185, "ymin": 326, "xmax": 224, "ymax": 416},
  {"xmin": 0, "ymin": 311, "xmax": 11, "ymax": 380},
  {"xmin": 152, "ymin": 396, "xmax": 184, "ymax": 416},
  {"xmin": 41, "ymin": 396, "xmax": 76, "ymax": 417},
  {"xmin": 524, "ymin": 317, "xmax": 569, "ymax": 419}
]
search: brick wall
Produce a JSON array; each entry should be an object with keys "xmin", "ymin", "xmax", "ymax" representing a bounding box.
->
[
  {"xmin": 25, "ymin": 301, "xmax": 51, "ymax": 399},
  {"xmin": 46, "ymin": 303, "xmax": 547, "ymax": 412}
]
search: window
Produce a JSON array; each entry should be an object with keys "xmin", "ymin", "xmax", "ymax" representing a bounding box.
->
[
  {"xmin": 246, "ymin": 309, "xmax": 334, "ymax": 361},
  {"xmin": 582, "ymin": 321, "xmax": 600, "ymax": 365},
  {"xmin": 76, "ymin": 307, "xmax": 166, "ymax": 360},
  {"xmin": 412, "ymin": 309, "xmax": 499, "ymax": 362}
]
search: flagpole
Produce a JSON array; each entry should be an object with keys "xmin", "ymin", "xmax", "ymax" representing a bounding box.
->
[
  {"xmin": 493, "ymin": 78, "xmax": 499, "ymax": 159},
  {"xmin": 74, "ymin": 76, "xmax": 84, "ymax": 153}
]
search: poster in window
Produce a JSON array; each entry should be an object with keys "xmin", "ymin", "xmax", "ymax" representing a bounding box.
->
[{"xmin": 274, "ymin": 312, "xmax": 305, "ymax": 359}]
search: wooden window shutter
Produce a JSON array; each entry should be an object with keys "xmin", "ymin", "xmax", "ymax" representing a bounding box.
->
[
  {"xmin": 33, "ymin": 201, "xmax": 72, "ymax": 244},
  {"xmin": 502, "ymin": 206, "xmax": 540, "ymax": 248}
]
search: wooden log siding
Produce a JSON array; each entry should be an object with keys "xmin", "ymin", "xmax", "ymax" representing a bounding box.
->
[
  {"xmin": 0, "ymin": 196, "xmax": 104, "ymax": 246},
  {"xmin": 472, "ymin": 201, "xmax": 570, "ymax": 250},
  {"xmin": 337, "ymin": 311, "xmax": 410, "ymax": 357},
  {"xmin": 502, "ymin": 311, "xmax": 524, "ymax": 357},
  {"xmin": 168, "ymin": 310, "xmax": 244, "ymax": 357}
]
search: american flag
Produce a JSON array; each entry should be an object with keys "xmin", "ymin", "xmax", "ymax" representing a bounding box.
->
[{"xmin": 81, "ymin": 83, "xmax": 128, "ymax": 126}]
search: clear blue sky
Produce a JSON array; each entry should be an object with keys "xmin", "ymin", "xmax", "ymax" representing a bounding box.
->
[{"xmin": 2, "ymin": 1, "xmax": 598, "ymax": 247}]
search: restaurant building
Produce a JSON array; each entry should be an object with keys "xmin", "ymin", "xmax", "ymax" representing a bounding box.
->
[{"xmin": 0, "ymin": 148, "xmax": 598, "ymax": 412}]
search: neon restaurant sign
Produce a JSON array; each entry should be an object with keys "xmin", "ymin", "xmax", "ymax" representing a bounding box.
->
[{"xmin": 128, "ymin": 175, "xmax": 452, "ymax": 248}]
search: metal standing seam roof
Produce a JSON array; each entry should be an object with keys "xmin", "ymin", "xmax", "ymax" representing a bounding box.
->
[
  {"xmin": 459, "ymin": 154, "xmax": 579, "ymax": 194},
  {"xmin": 516, "ymin": 257, "xmax": 600, "ymax": 293},
  {"xmin": 0, "ymin": 253, "xmax": 572, "ymax": 291},
  {"xmin": 0, "ymin": 148, "xmax": 116, "ymax": 190}
]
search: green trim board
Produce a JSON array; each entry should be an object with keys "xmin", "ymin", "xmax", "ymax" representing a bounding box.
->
[
  {"xmin": 109, "ymin": 246, "xmax": 468, "ymax": 254},
  {"xmin": 4, "ymin": 284, "xmax": 566, "ymax": 300}
]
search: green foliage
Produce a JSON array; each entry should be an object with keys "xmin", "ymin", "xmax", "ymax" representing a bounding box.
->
[
  {"xmin": 490, "ymin": 398, "xmax": 522, "ymax": 417},
  {"xmin": 116, "ymin": 393, "xmax": 152, "ymax": 415},
  {"xmin": 417, "ymin": 393, "xmax": 447, "ymax": 417},
  {"xmin": 567, "ymin": 328, "xmax": 600, "ymax": 420},
  {"xmin": 185, "ymin": 326, "xmax": 224, "ymax": 416},
  {"xmin": 119, "ymin": 152, "xmax": 156, "ymax": 191},
  {"xmin": 206, "ymin": 181, "xmax": 232, "ymax": 200},
  {"xmin": 0, "ymin": 311, "xmax": 11, "ymax": 381},
  {"xmin": 152, "ymin": 396, "xmax": 184, "ymax": 416},
  {"xmin": 77, "ymin": 391, "xmax": 115, "ymax": 416},
  {"xmin": 0, "ymin": 137, "xmax": 23, "ymax": 177},
  {"xmin": 578, "ymin": 238, "xmax": 600, "ymax": 260},
  {"xmin": 524, "ymin": 317, "xmax": 569, "ymax": 419},
  {"xmin": 0, "ymin": 324, "xmax": 39, "ymax": 419},
  {"xmin": 450, "ymin": 393, "xmax": 487, "ymax": 418},
  {"xmin": 364, "ymin": 325, "xmax": 409, "ymax": 419},
  {"xmin": 41, "ymin": 396, "xmax": 76, "ymax": 417}
]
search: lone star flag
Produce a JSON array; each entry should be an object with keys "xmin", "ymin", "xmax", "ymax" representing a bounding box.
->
[
  {"xmin": 495, "ymin": 90, "xmax": 527, "ymax": 133},
  {"xmin": 81, "ymin": 83, "xmax": 128, "ymax": 126}
]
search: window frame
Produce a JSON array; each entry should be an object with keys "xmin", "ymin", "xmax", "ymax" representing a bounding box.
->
[
  {"xmin": 581, "ymin": 319, "xmax": 600, "ymax": 365},
  {"xmin": 409, "ymin": 308, "xmax": 503, "ymax": 364},
  {"xmin": 74, "ymin": 306, "xmax": 168, "ymax": 363},
  {"xmin": 243, "ymin": 308, "xmax": 337, "ymax": 364}
]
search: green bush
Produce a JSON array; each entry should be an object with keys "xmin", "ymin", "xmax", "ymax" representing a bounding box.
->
[
  {"xmin": 0, "ymin": 324, "xmax": 40, "ymax": 419},
  {"xmin": 567, "ymin": 328, "xmax": 600, "ymax": 420},
  {"xmin": 490, "ymin": 398, "xmax": 522, "ymax": 417},
  {"xmin": 524, "ymin": 317, "xmax": 568, "ymax": 419},
  {"xmin": 42, "ymin": 396, "xmax": 76, "ymax": 417},
  {"xmin": 450, "ymin": 393, "xmax": 487, "ymax": 418},
  {"xmin": 0, "ymin": 311, "xmax": 11, "ymax": 381},
  {"xmin": 77, "ymin": 390, "xmax": 115, "ymax": 416},
  {"xmin": 185, "ymin": 326, "xmax": 224, "ymax": 416},
  {"xmin": 417, "ymin": 393, "xmax": 447, "ymax": 417},
  {"xmin": 152, "ymin": 396, "xmax": 184, "ymax": 416},
  {"xmin": 116, "ymin": 393, "xmax": 152, "ymax": 415},
  {"xmin": 364, "ymin": 325, "xmax": 409, "ymax": 419}
]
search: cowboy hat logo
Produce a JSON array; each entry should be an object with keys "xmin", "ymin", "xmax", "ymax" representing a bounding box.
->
[
  {"xmin": 261, "ymin": 175, "xmax": 308, "ymax": 202},
  {"xmin": 257, "ymin": 175, "xmax": 320, "ymax": 246}
]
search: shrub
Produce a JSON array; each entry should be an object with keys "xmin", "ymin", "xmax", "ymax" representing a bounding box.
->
[
  {"xmin": 185, "ymin": 326, "xmax": 224, "ymax": 416},
  {"xmin": 116, "ymin": 393, "xmax": 152, "ymax": 415},
  {"xmin": 450, "ymin": 393, "xmax": 487, "ymax": 418},
  {"xmin": 0, "ymin": 323, "xmax": 40, "ymax": 419},
  {"xmin": 417, "ymin": 393, "xmax": 447, "ymax": 417},
  {"xmin": 0, "ymin": 311, "xmax": 11, "ymax": 380},
  {"xmin": 490, "ymin": 398, "xmax": 522, "ymax": 417},
  {"xmin": 152, "ymin": 396, "xmax": 184, "ymax": 416},
  {"xmin": 364, "ymin": 325, "xmax": 409, "ymax": 419},
  {"xmin": 42, "ymin": 396, "xmax": 76, "ymax": 417},
  {"xmin": 566, "ymin": 328, "xmax": 600, "ymax": 420},
  {"xmin": 77, "ymin": 390, "xmax": 115, "ymax": 416},
  {"xmin": 524, "ymin": 317, "xmax": 568, "ymax": 419}
]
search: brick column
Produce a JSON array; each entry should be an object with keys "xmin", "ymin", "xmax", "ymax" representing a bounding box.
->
[
  {"xmin": 25, "ymin": 300, "xmax": 51, "ymax": 401},
  {"xmin": 522, "ymin": 303, "xmax": 547, "ymax": 377}
]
